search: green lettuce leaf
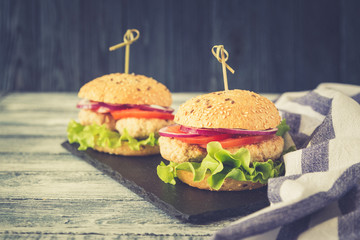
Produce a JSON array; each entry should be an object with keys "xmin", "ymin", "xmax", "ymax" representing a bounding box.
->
[
  {"xmin": 156, "ymin": 142, "xmax": 284, "ymax": 190},
  {"xmin": 67, "ymin": 120, "xmax": 158, "ymax": 151},
  {"xmin": 283, "ymin": 145, "xmax": 297, "ymax": 155},
  {"xmin": 276, "ymin": 118, "xmax": 290, "ymax": 136}
]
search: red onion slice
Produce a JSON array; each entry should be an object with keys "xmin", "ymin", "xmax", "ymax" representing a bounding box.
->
[
  {"xmin": 98, "ymin": 102, "xmax": 130, "ymax": 111},
  {"xmin": 180, "ymin": 125, "xmax": 222, "ymax": 136},
  {"xmin": 180, "ymin": 125, "xmax": 278, "ymax": 136},
  {"xmin": 77, "ymin": 100, "xmax": 174, "ymax": 113},
  {"xmin": 76, "ymin": 99, "xmax": 100, "ymax": 110},
  {"xmin": 137, "ymin": 104, "xmax": 174, "ymax": 113},
  {"xmin": 99, "ymin": 102, "xmax": 174, "ymax": 113},
  {"xmin": 159, "ymin": 125, "xmax": 200, "ymax": 138},
  {"xmin": 96, "ymin": 106, "xmax": 111, "ymax": 113}
]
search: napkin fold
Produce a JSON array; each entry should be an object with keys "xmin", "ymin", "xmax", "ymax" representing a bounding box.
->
[{"xmin": 213, "ymin": 83, "xmax": 360, "ymax": 240}]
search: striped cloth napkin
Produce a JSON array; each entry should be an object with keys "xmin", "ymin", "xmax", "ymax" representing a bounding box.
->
[{"xmin": 213, "ymin": 83, "xmax": 360, "ymax": 240}]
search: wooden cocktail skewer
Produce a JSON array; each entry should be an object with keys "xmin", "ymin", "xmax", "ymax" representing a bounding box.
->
[
  {"xmin": 109, "ymin": 29, "xmax": 140, "ymax": 74},
  {"xmin": 211, "ymin": 45, "xmax": 235, "ymax": 91}
]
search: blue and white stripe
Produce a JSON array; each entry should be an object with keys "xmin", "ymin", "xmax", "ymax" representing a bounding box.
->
[{"xmin": 213, "ymin": 83, "xmax": 360, "ymax": 240}]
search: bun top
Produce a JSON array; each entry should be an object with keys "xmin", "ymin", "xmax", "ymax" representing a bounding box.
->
[
  {"xmin": 78, "ymin": 73, "xmax": 172, "ymax": 107},
  {"xmin": 174, "ymin": 89, "xmax": 281, "ymax": 130}
]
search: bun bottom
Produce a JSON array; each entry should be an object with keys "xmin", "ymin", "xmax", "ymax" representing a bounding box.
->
[
  {"xmin": 94, "ymin": 144, "xmax": 160, "ymax": 156},
  {"xmin": 177, "ymin": 170, "xmax": 265, "ymax": 191}
]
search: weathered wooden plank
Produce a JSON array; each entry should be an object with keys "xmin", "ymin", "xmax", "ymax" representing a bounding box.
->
[
  {"xmin": 0, "ymin": 125, "xmax": 67, "ymax": 137},
  {"xmin": 163, "ymin": 1, "xmax": 213, "ymax": 92},
  {"xmin": 38, "ymin": 1, "xmax": 82, "ymax": 92},
  {"xmin": 340, "ymin": 0, "xmax": 360, "ymax": 85},
  {"xmin": 294, "ymin": 0, "xmax": 341, "ymax": 91},
  {"xmin": 0, "ymin": 153, "xmax": 96, "ymax": 172},
  {"xmin": 0, "ymin": 153, "xmax": 233, "ymax": 237},
  {"xmin": 0, "ymin": 197, "xmax": 230, "ymax": 235},
  {"xmin": 0, "ymin": 153, "xmax": 154, "ymax": 202},
  {"xmin": 0, "ymin": 0, "xmax": 11, "ymax": 92},
  {"xmin": 0, "ymin": 164, "xmax": 230, "ymax": 237},
  {"xmin": 0, "ymin": 172, "xmax": 138, "ymax": 201},
  {"xmin": 0, "ymin": 92, "xmax": 286, "ymax": 239},
  {"xmin": 0, "ymin": 111, "xmax": 78, "ymax": 126},
  {"xmin": 120, "ymin": 0, "xmax": 167, "ymax": 85},
  {"xmin": 0, "ymin": 234, "xmax": 210, "ymax": 240},
  {"xmin": 0, "ymin": 0, "xmax": 42, "ymax": 92},
  {"xmin": 0, "ymin": 153, "xmax": 162, "ymax": 202},
  {"xmin": 0, "ymin": 137, "xmax": 68, "ymax": 154},
  {"xmin": 0, "ymin": 198, "xmax": 173, "ymax": 226},
  {"xmin": 0, "ymin": 234, "xmax": 212, "ymax": 240},
  {"xmin": 0, "ymin": 93, "xmax": 79, "ymax": 110},
  {"xmin": 0, "ymin": 112, "xmax": 77, "ymax": 126},
  {"xmin": 3, "ymin": 0, "xmax": 358, "ymax": 94}
]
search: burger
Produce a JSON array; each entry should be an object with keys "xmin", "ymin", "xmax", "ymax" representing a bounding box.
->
[
  {"xmin": 67, "ymin": 73, "xmax": 174, "ymax": 156},
  {"xmin": 157, "ymin": 89, "xmax": 289, "ymax": 191}
]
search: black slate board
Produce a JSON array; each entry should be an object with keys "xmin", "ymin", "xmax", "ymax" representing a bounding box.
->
[{"xmin": 62, "ymin": 141, "xmax": 270, "ymax": 224}]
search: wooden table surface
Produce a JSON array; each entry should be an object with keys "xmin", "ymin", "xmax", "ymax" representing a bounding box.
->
[{"xmin": 0, "ymin": 92, "xmax": 278, "ymax": 240}]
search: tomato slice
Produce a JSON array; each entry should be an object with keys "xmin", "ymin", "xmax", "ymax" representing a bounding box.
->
[
  {"xmin": 176, "ymin": 134, "xmax": 232, "ymax": 145},
  {"xmin": 200, "ymin": 135, "xmax": 274, "ymax": 148},
  {"xmin": 111, "ymin": 109, "xmax": 174, "ymax": 120},
  {"xmin": 162, "ymin": 124, "xmax": 275, "ymax": 148},
  {"xmin": 163, "ymin": 124, "xmax": 231, "ymax": 144},
  {"xmin": 165, "ymin": 124, "xmax": 183, "ymax": 134}
]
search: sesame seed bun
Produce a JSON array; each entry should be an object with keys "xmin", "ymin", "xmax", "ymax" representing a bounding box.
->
[
  {"xmin": 94, "ymin": 143, "xmax": 160, "ymax": 156},
  {"xmin": 78, "ymin": 73, "xmax": 172, "ymax": 107},
  {"xmin": 174, "ymin": 89, "xmax": 281, "ymax": 130}
]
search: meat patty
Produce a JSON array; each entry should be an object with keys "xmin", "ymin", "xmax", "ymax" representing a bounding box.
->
[
  {"xmin": 159, "ymin": 135, "xmax": 284, "ymax": 163},
  {"xmin": 115, "ymin": 118, "xmax": 173, "ymax": 139},
  {"xmin": 78, "ymin": 109, "xmax": 173, "ymax": 139},
  {"xmin": 78, "ymin": 109, "xmax": 116, "ymax": 130}
]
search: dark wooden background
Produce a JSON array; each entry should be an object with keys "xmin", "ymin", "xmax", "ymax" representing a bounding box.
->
[{"xmin": 1, "ymin": 0, "xmax": 359, "ymax": 93}]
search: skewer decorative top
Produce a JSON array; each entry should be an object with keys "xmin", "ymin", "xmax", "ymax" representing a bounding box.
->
[
  {"xmin": 211, "ymin": 45, "xmax": 235, "ymax": 91},
  {"xmin": 109, "ymin": 29, "xmax": 140, "ymax": 74}
]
